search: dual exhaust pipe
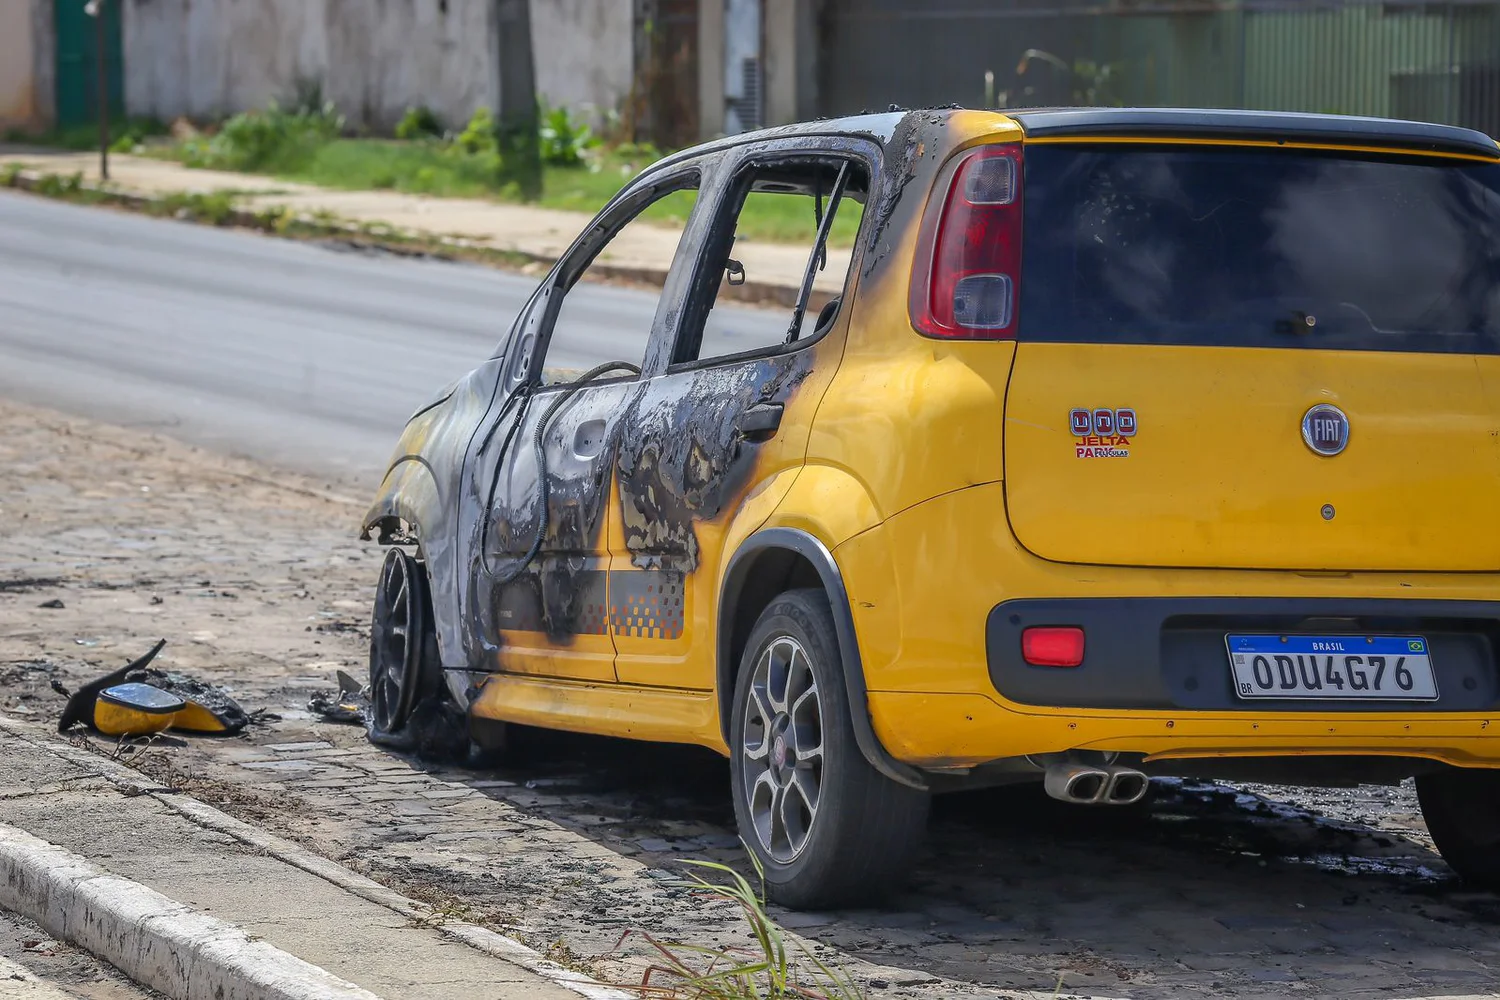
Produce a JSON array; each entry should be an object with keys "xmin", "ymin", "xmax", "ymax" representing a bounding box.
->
[{"xmin": 1043, "ymin": 762, "xmax": 1150, "ymax": 806}]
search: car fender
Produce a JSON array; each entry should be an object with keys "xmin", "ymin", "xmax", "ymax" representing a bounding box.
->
[
  {"xmin": 717, "ymin": 467, "xmax": 926, "ymax": 790},
  {"xmin": 363, "ymin": 360, "xmax": 504, "ymax": 680}
]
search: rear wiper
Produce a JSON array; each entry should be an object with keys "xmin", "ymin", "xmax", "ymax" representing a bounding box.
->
[
  {"xmin": 1272, "ymin": 302, "xmax": 1380, "ymax": 337},
  {"xmin": 1273, "ymin": 310, "xmax": 1318, "ymax": 335}
]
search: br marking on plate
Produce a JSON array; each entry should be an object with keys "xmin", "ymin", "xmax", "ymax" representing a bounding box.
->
[{"xmin": 1072, "ymin": 407, "xmax": 1136, "ymax": 458}]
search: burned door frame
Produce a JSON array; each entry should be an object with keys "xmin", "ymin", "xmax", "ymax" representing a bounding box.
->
[
  {"xmin": 610, "ymin": 133, "xmax": 883, "ymax": 690},
  {"xmin": 461, "ymin": 162, "xmax": 715, "ymax": 683}
]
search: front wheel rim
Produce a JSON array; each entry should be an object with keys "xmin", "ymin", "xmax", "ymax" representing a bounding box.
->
[
  {"xmin": 741, "ymin": 635, "xmax": 824, "ymax": 864},
  {"xmin": 369, "ymin": 548, "xmax": 418, "ymax": 733}
]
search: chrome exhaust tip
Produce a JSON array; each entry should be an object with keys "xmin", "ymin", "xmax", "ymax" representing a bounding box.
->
[
  {"xmin": 1103, "ymin": 765, "xmax": 1150, "ymax": 805},
  {"xmin": 1042, "ymin": 763, "xmax": 1150, "ymax": 805},
  {"xmin": 1043, "ymin": 764, "xmax": 1111, "ymax": 804}
]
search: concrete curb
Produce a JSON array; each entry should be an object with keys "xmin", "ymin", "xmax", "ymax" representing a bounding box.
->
[
  {"xmin": 0, "ymin": 720, "xmax": 635, "ymax": 1000},
  {"xmin": 0, "ymin": 823, "xmax": 380, "ymax": 1000},
  {"xmin": 0, "ymin": 168, "xmax": 822, "ymax": 312}
]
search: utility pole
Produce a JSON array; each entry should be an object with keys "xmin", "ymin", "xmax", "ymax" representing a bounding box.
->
[
  {"xmin": 85, "ymin": 0, "xmax": 109, "ymax": 180},
  {"xmin": 495, "ymin": 0, "xmax": 541, "ymax": 200}
]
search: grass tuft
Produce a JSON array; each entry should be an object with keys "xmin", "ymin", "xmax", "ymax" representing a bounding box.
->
[{"xmin": 616, "ymin": 851, "xmax": 864, "ymax": 1000}]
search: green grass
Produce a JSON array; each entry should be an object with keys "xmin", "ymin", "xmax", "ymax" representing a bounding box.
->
[
  {"xmin": 226, "ymin": 139, "xmax": 859, "ymax": 245},
  {"xmin": 151, "ymin": 128, "xmax": 856, "ymax": 246},
  {"xmin": 17, "ymin": 102, "xmax": 861, "ymax": 247}
]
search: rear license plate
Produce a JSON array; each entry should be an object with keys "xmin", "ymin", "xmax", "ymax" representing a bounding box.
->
[{"xmin": 1226, "ymin": 635, "xmax": 1439, "ymax": 701}]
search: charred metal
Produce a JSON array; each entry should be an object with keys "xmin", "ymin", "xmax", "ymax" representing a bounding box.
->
[{"xmin": 359, "ymin": 111, "xmax": 916, "ymax": 707}]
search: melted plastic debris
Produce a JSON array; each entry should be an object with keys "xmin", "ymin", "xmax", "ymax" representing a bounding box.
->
[{"xmin": 307, "ymin": 668, "xmax": 367, "ymax": 724}]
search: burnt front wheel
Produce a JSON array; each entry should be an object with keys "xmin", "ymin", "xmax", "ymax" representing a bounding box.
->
[
  {"xmin": 730, "ymin": 589, "xmax": 929, "ymax": 910},
  {"xmin": 1417, "ymin": 767, "xmax": 1500, "ymax": 891},
  {"xmin": 368, "ymin": 546, "xmax": 433, "ymax": 746}
]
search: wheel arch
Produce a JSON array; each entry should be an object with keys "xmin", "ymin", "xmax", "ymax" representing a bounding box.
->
[{"xmin": 717, "ymin": 527, "xmax": 928, "ymax": 790}]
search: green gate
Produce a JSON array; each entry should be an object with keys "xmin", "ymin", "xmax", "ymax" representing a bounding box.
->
[{"xmin": 54, "ymin": 0, "xmax": 124, "ymax": 128}]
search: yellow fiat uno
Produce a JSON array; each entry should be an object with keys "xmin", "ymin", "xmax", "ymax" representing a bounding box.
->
[{"xmin": 364, "ymin": 107, "xmax": 1500, "ymax": 909}]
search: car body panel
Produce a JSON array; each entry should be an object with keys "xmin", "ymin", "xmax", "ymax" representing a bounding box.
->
[
  {"xmin": 836, "ymin": 480, "xmax": 1500, "ymax": 767},
  {"xmin": 866, "ymin": 690, "xmax": 1499, "ymax": 769},
  {"xmin": 474, "ymin": 377, "xmax": 644, "ymax": 683},
  {"xmin": 470, "ymin": 673, "xmax": 724, "ymax": 748},
  {"xmin": 456, "ymin": 159, "xmax": 714, "ymax": 689},
  {"xmin": 1009, "ymin": 107, "xmax": 1500, "ymax": 158},
  {"xmin": 363, "ymin": 355, "xmax": 508, "ymax": 698},
  {"xmin": 608, "ymin": 339, "xmax": 839, "ymax": 689},
  {"xmin": 1004, "ymin": 343, "xmax": 1500, "ymax": 570}
]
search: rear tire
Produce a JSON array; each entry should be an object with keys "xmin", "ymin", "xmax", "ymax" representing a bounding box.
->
[
  {"xmin": 729, "ymin": 588, "xmax": 929, "ymax": 910},
  {"xmin": 1417, "ymin": 767, "xmax": 1500, "ymax": 890}
]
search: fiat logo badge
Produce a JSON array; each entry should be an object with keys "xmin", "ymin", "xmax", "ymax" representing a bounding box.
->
[{"xmin": 1302, "ymin": 404, "xmax": 1349, "ymax": 456}]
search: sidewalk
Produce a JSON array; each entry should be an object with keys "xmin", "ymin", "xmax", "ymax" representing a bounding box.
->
[
  {"xmin": 0, "ymin": 719, "xmax": 625, "ymax": 1000},
  {"xmin": 0, "ymin": 148, "xmax": 847, "ymax": 297}
]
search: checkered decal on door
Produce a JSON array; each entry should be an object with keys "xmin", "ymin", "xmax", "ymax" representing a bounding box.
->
[
  {"xmin": 493, "ymin": 570, "xmax": 609, "ymax": 635},
  {"xmin": 610, "ymin": 572, "xmax": 685, "ymax": 640}
]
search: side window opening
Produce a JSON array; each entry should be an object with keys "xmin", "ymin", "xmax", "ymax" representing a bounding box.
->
[
  {"xmin": 538, "ymin": 174, "xmax": 700, "ymax": 386},
  {"xmin": 674, "ymin": 157, "xmax": 868, "ymax": 367}
]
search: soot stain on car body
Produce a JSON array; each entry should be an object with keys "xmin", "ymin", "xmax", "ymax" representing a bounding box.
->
[
  {"xmin": 470, "ymin": 383, "xmax": 641, "ymax": 647},
  {"xmin": 362, "ymin": 111, "xmax": 919, "ymax": 671},
  {"xmin": 617, "ymin": 352, "xmax": 813, "ymax": 573},
  {"xmin": 864, "ymin": 111, "xmax": 931, "ymax": 277}
]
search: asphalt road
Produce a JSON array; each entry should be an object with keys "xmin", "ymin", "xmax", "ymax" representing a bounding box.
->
[{"xmin": 0, "ymin": 191, "xmax": 782, "ymax": 489}]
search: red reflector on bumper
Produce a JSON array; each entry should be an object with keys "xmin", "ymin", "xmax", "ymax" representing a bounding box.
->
[{"xmin": 1022, "ymin": 627, "xmax": 1085, "ymax": 667}]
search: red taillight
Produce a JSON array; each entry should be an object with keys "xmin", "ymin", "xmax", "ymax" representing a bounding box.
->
[
  {"xmin": 1022, "ymin": 627, "xmax": 1085, "ymax": 668},
  {"xmin": 909, "ymin": 143, "xmax": 1024, "ymax": 340}
]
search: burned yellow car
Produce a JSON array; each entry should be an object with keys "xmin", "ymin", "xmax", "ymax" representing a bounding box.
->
[{"xmin": 364, "ymin": 107, "xmax": 1500, "ymax": 909}]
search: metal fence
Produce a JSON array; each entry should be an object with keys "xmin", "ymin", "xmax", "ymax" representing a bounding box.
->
[{"xmin": 817, "ymin": 0, "xmax": 1500, "ymax": 137}]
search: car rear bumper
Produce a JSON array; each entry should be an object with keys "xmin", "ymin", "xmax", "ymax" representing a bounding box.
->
[
  {"xmin": 873, "ymin": 595, "xmax": 1500, "ymax": 772},
  {"xmin": 832, "ymin": 481, "xmax": 1500, "ymax": 773},
  {"xmin": 867, "ymin": 689, "xmax": 1500, "ymax": 770},
  {"xmin": 987, "ymin": 597, "xmax": 1500, "ymax": 713}
]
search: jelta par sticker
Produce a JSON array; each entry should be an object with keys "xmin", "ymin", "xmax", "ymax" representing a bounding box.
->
[{"xmin": 1071, "ymin": 407, "xmax": 1136, "ymax": 459}]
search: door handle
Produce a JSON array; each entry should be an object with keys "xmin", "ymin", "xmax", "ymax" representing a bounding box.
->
[
  {"xmin": 572, "ymin": 419, "xmax": 606, "ymax": 460},
  {"xmin": 737, "ymin": 402, "xmax": 784, "ymax": 441}
]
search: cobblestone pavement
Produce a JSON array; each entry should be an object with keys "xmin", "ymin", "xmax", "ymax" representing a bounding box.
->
[{"xmin": 0, "ymin": 398, "xmax": 1497, "ymax": 999}]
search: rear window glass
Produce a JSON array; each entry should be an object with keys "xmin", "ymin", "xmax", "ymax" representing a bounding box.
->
[{"xmin": 1021, "ymin": 144, "xmax": 1500, "ymax": 353}]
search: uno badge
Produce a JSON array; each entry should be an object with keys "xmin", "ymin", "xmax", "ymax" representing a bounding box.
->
[{"xmin": 1071, "ymin": 407, "xmax": 1136, "ymax": 458}]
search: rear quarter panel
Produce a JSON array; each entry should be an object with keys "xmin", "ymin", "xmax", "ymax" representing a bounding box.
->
[{"xmin": 806, "ymin": 112, "xmax": 1024, "ymax": 529}]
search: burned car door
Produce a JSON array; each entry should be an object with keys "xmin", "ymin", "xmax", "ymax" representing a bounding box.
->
[
  {"xmin": 460, "ymin": 170, "xmax": 705, "ymax": 683},
  {"xmin": 609, "ymin": 139, "xmax": 876, "ymax": 689}
]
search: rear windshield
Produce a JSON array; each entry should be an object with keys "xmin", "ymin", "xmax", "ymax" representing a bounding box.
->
[{"xmin": 1021, "ymin": 144, "xmax": 1500, "ymax": 353}]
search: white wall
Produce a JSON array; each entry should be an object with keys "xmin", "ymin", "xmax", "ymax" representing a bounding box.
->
[
  {"xmin": 123, "ymin": 0, "xmax": 495, "ymax": 131},
  {"xmin": 121, "ymin": 0, "xmax": 633, "ymax": 133},
  {"xmin": 532, "ymin": 0, "xmax": 634, "ymax": 122}
]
